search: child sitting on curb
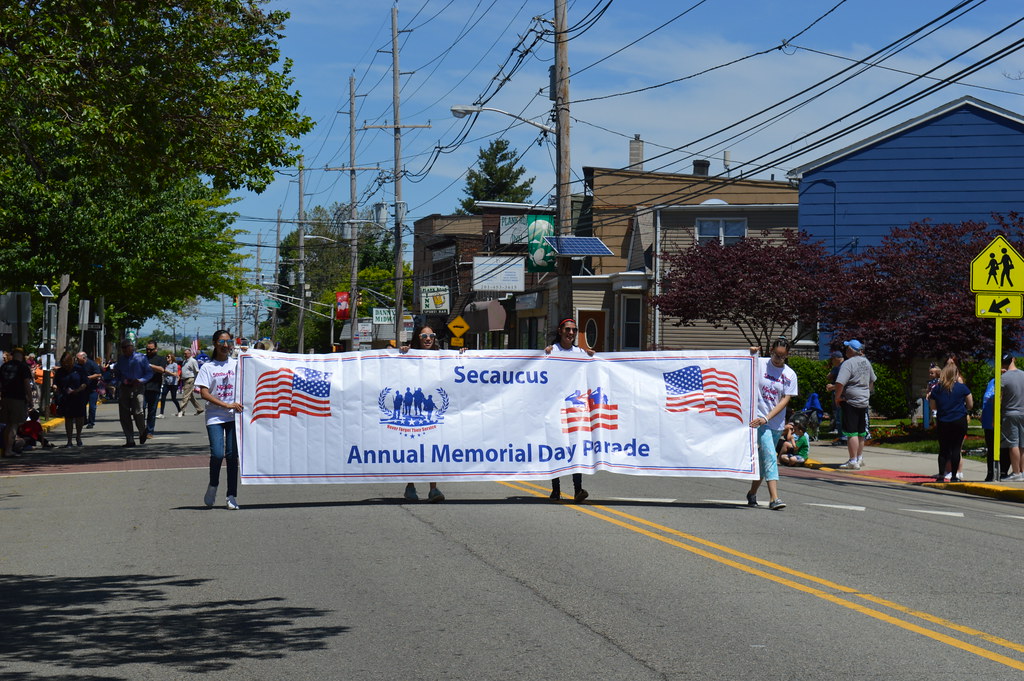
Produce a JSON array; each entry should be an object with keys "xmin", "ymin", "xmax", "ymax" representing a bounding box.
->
[
  {"xmin": 777, "ymin": 415, "xmax": 810, "ymax": 467},
  {"xmin": 12, "ymin": 409, "xmax": 56, "ymax": 454}
]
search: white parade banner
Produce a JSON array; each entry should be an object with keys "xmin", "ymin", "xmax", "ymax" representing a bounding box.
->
[{"xmin": 236, "ymin": 349, "xmax": 759, "ymax": 484}]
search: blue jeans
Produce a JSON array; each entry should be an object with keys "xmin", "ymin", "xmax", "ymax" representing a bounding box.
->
[
  {"xmin": 757, "ymin": 425, "xmax": 781, "ymax": 482},
  {"xmin": 206, "ymin": 421, "xmax": 239, "ymax": 497},
  {"xmin": 144, "ymin": 389, "xmax": 160, "ymax": 434},
  {"xmin": 87, "ymin": 390, "xmax": 99, "ymax": 426}
]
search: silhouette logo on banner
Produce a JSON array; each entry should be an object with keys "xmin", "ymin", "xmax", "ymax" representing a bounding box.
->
[
  {"xmin": 560, "ymin": 387, "xmax": 618, "ymax": 433},
  {"xmin": 251, "ymin": 367, "xmax": 332, "ymax": 422},
  {"xmin": 378, "ymin": 386, "xmax": 450, "ymax": 437},
  {"xmin": 663, "ymin": 365, "xmax": 742, "ymax": 422}
]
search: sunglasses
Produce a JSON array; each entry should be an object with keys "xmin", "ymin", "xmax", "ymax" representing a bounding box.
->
[
  {"xmin": 419, "ymin": 333, "xmax": 436, "ymax": 340},
  {"xmin": 216, "ymin": 339, "xmax": 233, "ymax": 345},
  {"xmin": 562, "ymin": 327, "xmax": 578, "ymax": 333}
]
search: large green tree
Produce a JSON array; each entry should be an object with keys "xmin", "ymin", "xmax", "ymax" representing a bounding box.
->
[
  {"xmin": 0, "ymin": 0, "xmax": 313, "ymax": 332},
  {"xmin": 458, "ymin": 139, "xmax": 535, "ymax": 214}
]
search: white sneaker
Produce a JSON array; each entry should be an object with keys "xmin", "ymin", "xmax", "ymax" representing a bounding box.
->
[
  {"xmin": 838, "ymin": 460, "xmax": 859, "ymax": 470},
  {"xmin": 943, "ymin": 472, "xmax": 952, "ymax": 481},
  {"xmin": 226, "ymin": 496, "xmax": 239, "ymax": 510},
  {"xmin": 176, "ymin": 412, "xmax": 183, "ymax": 418},
  {"xmin": 155, "ymin": 414, "xmax": 165, "ymax": 419},
  {"xmin": 204, "ymin": 485, "xmax": 216, "ymax": 507}
]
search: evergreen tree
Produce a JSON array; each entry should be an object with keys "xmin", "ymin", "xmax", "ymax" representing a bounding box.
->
[{"xmin": 458, "ymin": 139, "xmax": 535, "ymax": 213}]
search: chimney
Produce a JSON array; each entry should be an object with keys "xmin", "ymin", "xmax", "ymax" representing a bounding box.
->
[
  {"xmin": 628, "ymin": 134, "xmax": 644, "ymax": 171},
  {"xmin": 692, "ymin": 159, "xmax": 710, "ymax": 176}
]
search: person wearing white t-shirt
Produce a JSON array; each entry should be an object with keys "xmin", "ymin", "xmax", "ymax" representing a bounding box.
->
[
  {"xmin": 544, "ymin": 318, "xmax": 594, "ymax": 503},
  {"xmin": 746, "ymin": 339, "xmax": 797, "ymax": 511},
  {"xmin": 196, "ymin": 330, "xmax": 244, "ymax": 510}
]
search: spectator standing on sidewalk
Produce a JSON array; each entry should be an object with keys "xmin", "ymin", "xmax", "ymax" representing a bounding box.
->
[
  {"xmin": 114, "ymin": 339, "xmax": 152, "ymax": 447},
  {"xmin": 142, "ymin": 341, "xmax": 166, "ymax": 436},
  {"xmin": 980, "ymin": 372, "xmax": 1011, "ymax": 482},
  {"xmin": 834, "ymin": 339, "xmax": 876, "ymax": 470},
  {"xmin": 1000, "ymin": 354, "xmax": 1024, "ymax": 482},
  {"xmin": 0, "ymin": 348, "xmax": 33, "ymax": 457},
  {"xmin": 75, "ymin": 352, "xmax": 102, "ymax": 429},
  {"xmin": 179, "ymin": 348, "xmax": 204, "ymax": 416},
  {"xmin": 158, "ymin": 353, "xmax": 181, "ymax": 417},
  {"xmin": 824, "ymin": 350, "xmax": 846, "ymax": 445},
  {"xmin": 746, "ymin": 338, "xmax": 796, "ymax": 510},
  {"xmin": 54, "ymin": 351, "xmax": 89, "ymax": 448},
  {"xmin": 928, "ymin": 362, "xmax": 973, "ymax": 482},
  {"xmin": 197, "ymin": 330, "xmax": 243, "ymax": 510}
]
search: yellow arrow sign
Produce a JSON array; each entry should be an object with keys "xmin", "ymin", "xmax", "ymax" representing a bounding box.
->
[
  {"xmin": 976, "ymin": 293, "xmax": 1024, "ymax": 318},
  {"xmin": 971, "ymin": 236, "xmax": 1024, "ymax": 293},
  {"xmin": 447, "ymin": 315, "xmax": 470, "ymax": 337}
]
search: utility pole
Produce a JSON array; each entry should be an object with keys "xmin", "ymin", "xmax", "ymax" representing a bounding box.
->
[
  {"xmin": 297, "ymin": 155, "xmax": 307, "ymax": 352},
  {"xmin": 325, "ymin": 74, "xmax": 376, "ymax": 350},
  {"xmin": 554, "ymin": 0, "xmax": 573, "ymax": 322},
  {"xmin": 390, "ymin": 6, "xmax": 404, "ymax": 346},
  {"xmin": 364, "ymin": 8, "xmax": 430, "ymax": 347},
  {"xmin": 255, "ymin": 233, "xmax": 262, "ymax": 341},
  {"xmin": 271, "ymin": 208, "xmax": 281, "ymax": 343},
  {"xmin": 348, "ymin": 74, "xmax": 360, "ymax": 351}
]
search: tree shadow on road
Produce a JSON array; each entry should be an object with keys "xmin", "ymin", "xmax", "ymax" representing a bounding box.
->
[{"xmin": 0, "ymin": 573, "xmax": 348, "ymax": 676}]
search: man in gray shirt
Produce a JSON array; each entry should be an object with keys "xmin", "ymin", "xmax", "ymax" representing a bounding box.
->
[
  {"xmin": 1000, "ymin": 354, "xmax": 1024, "ymax": 481},
  {"xmin": 834, "ymin": 339, "xmax": 877, "ymax": 470}
]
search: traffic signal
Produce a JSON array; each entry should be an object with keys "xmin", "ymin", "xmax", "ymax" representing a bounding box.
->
[{"xmin": 232, "ymin": 295, "xmax": 239, "ymax": 307}]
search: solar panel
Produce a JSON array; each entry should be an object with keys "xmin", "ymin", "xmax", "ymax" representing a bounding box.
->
[{"xmin": 543, "ymin": 236, "xmax": 613, "ymax": 256}]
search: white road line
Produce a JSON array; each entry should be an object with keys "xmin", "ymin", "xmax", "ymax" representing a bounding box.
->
[
  {"xmin": 997, "ymin": 515, "xmax": 1024, "ymax": 520},
  {"xmin": 607, "ymin": 497, "xmax": 678, "ymax": 503},
  {"xmin": 805, "ymin": 503, "xmax": 866, "ymax": 511},
  {"xmin": 901, "ymin": 509, "xmax": 965, "ymax": 518},
  {"xmin": 704, "ymin": 499, "xmax": 751, "ymax": 506}
]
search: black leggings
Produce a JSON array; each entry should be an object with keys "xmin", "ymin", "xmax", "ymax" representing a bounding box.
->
[{"xmin": 937, "ymin": 417, "xmax": 967, "ymax": 477}]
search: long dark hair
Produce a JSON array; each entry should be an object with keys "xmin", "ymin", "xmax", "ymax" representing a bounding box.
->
[
  {"xmin": 410, "ymin": 325, "xmax": 439, "ymax": 351},
  {"xmin": 548, "ymin": 317, "xmax": 577, "ymax": 346},
  {"xmin": 211, "ymin": 329, "xmax": 231, "ymax": 359}
]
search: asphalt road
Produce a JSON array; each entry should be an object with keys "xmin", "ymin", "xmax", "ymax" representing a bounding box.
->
[{"xmin": 3, "ymin": 404, "xmax": 1024, "ymax": 680}]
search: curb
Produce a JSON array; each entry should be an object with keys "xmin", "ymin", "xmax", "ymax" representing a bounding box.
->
[{"xmin": 803, "ymin": 458, "xmax": 1024, "ymax": 503}]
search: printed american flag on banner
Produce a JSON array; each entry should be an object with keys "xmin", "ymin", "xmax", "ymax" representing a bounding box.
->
[
  {"xmin": 251, "ymin": 366, "xmax": 332, "ymax": 422},
  {"xmin": 560, "ymin": 388, "xmax": 618, "ymax": 433},
  {"xmin": 663, "ymin": 366, "xmax": 743, "ymax": 422},
  {"xmin": 190, "ymin": 333, "xmax": 200, "ymax": 357}
]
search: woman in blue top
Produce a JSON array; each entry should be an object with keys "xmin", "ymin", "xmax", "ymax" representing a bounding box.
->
[{"xmin": 928, "ymin": 363, "xmax": 973, "ymax": 482}]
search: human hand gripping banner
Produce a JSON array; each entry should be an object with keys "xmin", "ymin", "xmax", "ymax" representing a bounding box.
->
[{"xmin": 236, "ymin": 349, "xmax": 759, "ymax": 484}]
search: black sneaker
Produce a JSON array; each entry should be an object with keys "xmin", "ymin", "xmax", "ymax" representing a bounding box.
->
[
  {"xmin": 769, "ymin": 499, "xmax": 786, "ymax": 511},
  {"xmin": 746, "ymin": 492, "xmax": 758, "ymax": 507},
  {"xmin": 573, "ymin": 488, "xmax": 589, "ymax": 503}
]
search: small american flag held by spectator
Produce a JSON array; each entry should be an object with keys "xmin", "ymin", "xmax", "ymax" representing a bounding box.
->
[
  {"xmin": 251, "ymin": 366, "xmax": 332, "ymax": 422},
  {"xmin": 663, "ymin": 366, "xmax": 743, "ymax": 422},
  {"xmin": 190, "ymin": 334, "xmax": 200, "ymax": 357},
  {"xmin": 560, "ymin": 388, "xmax": 618, "ymax": 433}
]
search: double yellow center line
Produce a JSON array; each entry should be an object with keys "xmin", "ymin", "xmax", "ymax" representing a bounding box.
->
[{"xmin": 501, "ymin": 480, "xmax": 1024, "ymax": 671}]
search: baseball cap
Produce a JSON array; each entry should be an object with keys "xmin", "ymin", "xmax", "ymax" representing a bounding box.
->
[
  {"xmin": 844, "ymin": 339, "xmax": 864, "ymax": 351},
  {"xmin": 830, "ymin": 350, "xmax": 843, "ymax": 359}
]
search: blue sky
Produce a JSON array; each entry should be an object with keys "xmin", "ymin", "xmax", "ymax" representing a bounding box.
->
[{"xmin": 158, "ymin": 0, "xmax": 1024, "ymax": 336}]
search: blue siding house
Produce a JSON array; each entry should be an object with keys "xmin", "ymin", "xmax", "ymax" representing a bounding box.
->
[{"xmin": 788, "ymin": 96, "xmax": 1024, "ymax": 255}]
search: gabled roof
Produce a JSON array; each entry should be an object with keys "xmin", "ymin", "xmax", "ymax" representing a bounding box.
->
[{"xmin": 787, "ymin": 96, "xmax": 1024, "ymax": 180}]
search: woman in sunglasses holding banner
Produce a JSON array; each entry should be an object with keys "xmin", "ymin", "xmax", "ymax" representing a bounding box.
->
[
  {"xmin": 398, "ymin": 325, "xmax": 445, "ymax": 503},
  {"xmin": 544, "ymin": 318, "xmax": 594, "ymax": 503}
]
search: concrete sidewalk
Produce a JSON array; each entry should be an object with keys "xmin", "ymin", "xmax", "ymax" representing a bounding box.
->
[{"xmin": 804, "ymin": 440, "xmax": 1024, "ymax": 504}]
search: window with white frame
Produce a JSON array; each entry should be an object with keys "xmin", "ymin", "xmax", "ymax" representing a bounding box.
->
[
  {"xmin": 696, "ymin": 218, "xmax": 747, "ymax": 246},
  {"xmin": 621, "ymin": 296, "xmax": 643, "ymax": 350}
]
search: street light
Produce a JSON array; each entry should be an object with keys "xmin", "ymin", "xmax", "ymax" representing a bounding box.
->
[
  {"xmin": 450, "ymin": 102, "xmax": 572, "ymax": 324},
  {"xmin": 450, "ymin": 105, "xmax": 555, "ymax": 134}
]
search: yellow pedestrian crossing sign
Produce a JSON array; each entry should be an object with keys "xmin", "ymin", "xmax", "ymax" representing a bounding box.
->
[
  {"xmin": 976, "ymin": 293, "xmax": 1024, "ymax": 318},
  {"xmin": 971, "ymin": 236, "xmax": 1024, "ymax": 293}
]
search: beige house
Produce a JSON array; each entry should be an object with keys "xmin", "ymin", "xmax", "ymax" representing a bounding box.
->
[{"xmin": 412, "ymin": 154, "xmax": 800, "ymax": 352}]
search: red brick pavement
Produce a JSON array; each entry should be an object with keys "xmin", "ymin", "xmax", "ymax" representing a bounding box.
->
[{"xmin": 0, "ymin": 450, "xmax": 208, "ymax": 476}]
